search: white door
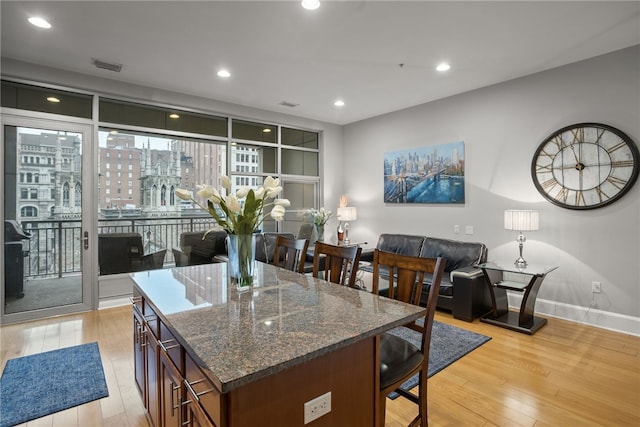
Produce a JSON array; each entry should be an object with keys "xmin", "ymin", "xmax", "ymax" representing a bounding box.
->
[{"xmin": 1, "ymin": 115, "xmax": 95, "ymax": 323}]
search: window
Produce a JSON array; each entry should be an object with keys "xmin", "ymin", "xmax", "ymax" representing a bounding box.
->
[
  {"xmin": 63, "ymin": 183, "xmax": 70, "ymax": 207},
  {"xmin": 30, "ymin": 189, "xmax": 38, "ymax": 199},
  {"xmin": 75, "ymin": 184, "xmax": 81, "ymax": 207},
  {"xmin": 1, "ymin": 80, "xmax": 93, "ymax": 118},
  {"xmin": 21, "ymin": 206, "xmax": 38, "ymax": 217},
  {"xmin": 20, "ymin": 188, "xmax": 28, "ymax": 199}
]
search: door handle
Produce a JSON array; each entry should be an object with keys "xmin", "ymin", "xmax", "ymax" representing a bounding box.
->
[{"xmin": 82, "ymin": 231, "xmax": 89, "ymax": 250}]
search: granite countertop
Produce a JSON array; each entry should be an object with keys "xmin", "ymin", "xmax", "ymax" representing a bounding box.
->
[{"xmin": 131, "ymin": 262, "xmax": 425, "ymax": 393}]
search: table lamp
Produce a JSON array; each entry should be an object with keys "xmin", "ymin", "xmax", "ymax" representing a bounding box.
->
[
  {"xmin": 336, "ymin": 207, "xmax": 357, "ymax": 244},
  {"xmin": 504, "ymin": 209, "xmax": 539, "ymax": 268}
]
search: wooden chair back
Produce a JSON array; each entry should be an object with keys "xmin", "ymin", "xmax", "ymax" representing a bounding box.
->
[
  {"xmin": 273, "ymin": 235, "xmax": 310, "ymax": 274},
  {"xmin": 312, "ymin": 242, "xmax": 362, "ymax": 287},
  {"xmin": 373, "ymin": 249, "xmax": 446, "ymax": 427}
]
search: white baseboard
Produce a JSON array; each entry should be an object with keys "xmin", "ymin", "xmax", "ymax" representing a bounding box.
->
[
  {"xmin": 508, "ymin": 293, "xmax": 640, "ymax": 337},
  {"xmin": 99, "ymin": 296, "xmax": 132, "ymax": 310}
]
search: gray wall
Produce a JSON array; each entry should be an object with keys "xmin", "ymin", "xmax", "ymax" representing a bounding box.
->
[{"xmin": 344, "ymin": 46, "xmax": 640, "ymax": 326}]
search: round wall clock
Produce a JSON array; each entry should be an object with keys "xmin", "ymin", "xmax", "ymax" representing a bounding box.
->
[{"xmin": 531, "ymin": 123, "xmax": 639, "ymax": 210}]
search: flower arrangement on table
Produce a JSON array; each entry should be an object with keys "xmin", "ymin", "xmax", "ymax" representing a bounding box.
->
[
  {"xmin": 304, "ymin": 207, "xmax": 332, "ymax": 241},
  {"xmin": 176, "ymin": 176, "xmax": 290, "ymax": 287}
]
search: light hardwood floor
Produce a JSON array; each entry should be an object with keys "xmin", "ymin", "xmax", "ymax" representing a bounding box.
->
[{"xmin": 1, "ymin": 306, "xmax": 638, "ymax": 426}]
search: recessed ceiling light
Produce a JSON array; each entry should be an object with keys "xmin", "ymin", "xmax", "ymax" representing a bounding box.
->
[
  {"xmin": 217, "ymin": 69, "xmax": 231, "ymax": 78},
  {"xmin": 28, "ymin": 17, "xmax": 51, "ymax": 29},
  {"xmin": 262, "ymin": 128, "xmax": 272, "ymax": 133},
  {"xmin": 436, "ymin": 63, "xmax": 451, "ymax": 72},
  {"xmin": 46, "ymin": 96, "xmax": 60, "ymax": 103},
  {"xmin": 301, "ymin": 0, "xmax": 320, "ymax": 10},
  {"xmin": 169, "ymin": 113, "xmax": 180, "ymax": 119},
  {"xmin": 334, "ymin": 99, "xmax": 345, "ymax": 107}
]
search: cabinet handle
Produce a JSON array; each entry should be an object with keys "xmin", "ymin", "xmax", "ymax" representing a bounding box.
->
[
  {"xmin": 170, "ymin": 381, "xmax": 181, "ymax": 417},
  {"xmin": 183, "ymin": 378, "xmax": 215, "ymax": 402},
  {"xmin": 159, "ymin": 338, "xmax": 180, "ymax": 353},
  {"xmin": 140, "ymin": 328, "xmax": 148, "ymax": 347}
]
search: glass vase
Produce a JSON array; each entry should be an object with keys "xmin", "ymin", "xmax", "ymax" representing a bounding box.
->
[
  {"xmin": 315, "ymin": 224, "xmax": 325, "ymax": 242},
  {"xmin": 227, "ymin": 233, "xmax": 256, "ymax": 289}
]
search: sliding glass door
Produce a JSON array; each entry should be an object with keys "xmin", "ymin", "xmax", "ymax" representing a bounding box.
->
[{"xmin": 2, "ymin": 116, "xmax": 94, "ymax": 323}]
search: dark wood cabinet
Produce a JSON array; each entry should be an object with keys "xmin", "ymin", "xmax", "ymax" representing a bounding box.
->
[
  {"xmin": 159, "ymin": 347, "xmax": 183, "ymax": 427},
  {"xmin": 145, "ymin": 326, "xmax": 160, "ymax": 427},
  {"xmin": 133, "ymin": 306, "xmax": 145, "ymax": 398},
  {"xmin": 134, "ymin": 298, "xmax": 215, "ymax": 427}
]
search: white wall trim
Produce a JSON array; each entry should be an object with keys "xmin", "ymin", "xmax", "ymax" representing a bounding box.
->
[{"xmin": 507, "ymin": 293, "xmax": 640, "ymax": 337}]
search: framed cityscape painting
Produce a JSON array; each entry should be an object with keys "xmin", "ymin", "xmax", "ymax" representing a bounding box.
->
[{"xmin": 383, "ymin": 141, "xmax": 465, "ymax": 204}]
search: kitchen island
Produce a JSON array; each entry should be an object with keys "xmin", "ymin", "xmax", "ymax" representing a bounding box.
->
[{"xmin": 131, "ymin": 262, "xmax": 425, "ymax": 427}]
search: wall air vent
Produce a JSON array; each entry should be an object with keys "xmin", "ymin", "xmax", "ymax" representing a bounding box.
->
[
  {"xmin": 279, "ymin": 101, "xmax": 299, "ymax": 108},
  {"xmin": 92, "ymin": 58, "xmax": 123, "ymax": 72}
]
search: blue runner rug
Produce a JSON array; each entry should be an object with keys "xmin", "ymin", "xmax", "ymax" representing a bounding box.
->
[
  {"xmin": 0, "ymin": 342, "xmax": 109, "ymax": 427},
  {"xmin": 387, "ymin": 320, "xmax": 491, "ymax": 399}
]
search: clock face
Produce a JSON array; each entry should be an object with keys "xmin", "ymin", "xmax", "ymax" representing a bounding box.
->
[{"xmin": 531, "ymin": 123, "xmax": 639, "ymax": 210}]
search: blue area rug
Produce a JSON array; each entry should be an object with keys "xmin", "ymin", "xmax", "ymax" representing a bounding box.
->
[
  {"xmin": 0, "ymin": 342, "xmax": 109, "ymax": 427},
  {"xmin": 387, "ymin": 320, "xmax": 491, "ymax": 399}
]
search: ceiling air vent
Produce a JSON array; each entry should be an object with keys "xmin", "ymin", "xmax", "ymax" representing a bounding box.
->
[
  {"xmin": 92, "ymin": 58, "xmax": 123, "ymax": 72},
  {"xmin": 279, "ymin": 101, "xmax": 299, "ymax": 108}
]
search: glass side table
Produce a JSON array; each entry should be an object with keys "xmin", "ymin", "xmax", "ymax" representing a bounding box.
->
[{"xmin": 476, "ymin": 261, "xmax": 558, "ymax": 335}]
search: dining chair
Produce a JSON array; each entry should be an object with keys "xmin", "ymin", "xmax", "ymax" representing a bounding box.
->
[
  {"xmin": 372, "ymin": 249, "xmax": 446, "ymax": 427},
  {"xmin": 297, "ymin": 222, "xmax": 315, "ymax": 240},
  {"xmin": 273, "ymin": 235, "xmax": 309, "ymax": 274},
  {"xmin": 311, "ymin": 241, "xmax": 362, "ymax": 287}
]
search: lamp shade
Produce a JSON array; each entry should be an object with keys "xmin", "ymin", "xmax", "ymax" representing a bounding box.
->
[
  {"xmin": 504, "ymin": 210, "xmax": 539, "ymax": 231},
  {"xmin": 336, "ymin": 206, "xmax": 357, "ymax": 222}
]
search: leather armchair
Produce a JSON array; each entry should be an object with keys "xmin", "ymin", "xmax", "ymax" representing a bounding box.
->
[
  {"xmin": 98, "ymin": 232, "xmax": 166, "ymax": 275},
  {"xmin": 172, "ymin": 230, "xmax": 227, "ymax": 266}
]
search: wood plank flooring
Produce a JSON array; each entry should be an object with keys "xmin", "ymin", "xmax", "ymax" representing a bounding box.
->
[{"xmin": 1, "ymin": 306, "xmax": 638, "ymax": 426}]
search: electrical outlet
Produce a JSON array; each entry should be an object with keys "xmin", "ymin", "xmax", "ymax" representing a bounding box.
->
[
  {"xmin": 454, "ymin": 225, "xmax": 460, "ymax": 234},
  {"xmin": 592, "ymin": 281, "xmax": 601, "ymax": 294},
  {"xmin": 465, "ymin": 225, "xmax": 474, "ymax": 235},
  {"xmin": 304, "ymin": 391, "xmax": 331, "ymax": 424}
]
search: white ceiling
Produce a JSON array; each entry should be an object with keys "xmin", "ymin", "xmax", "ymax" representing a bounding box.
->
[{"xmin": 1, "ymin": 1, "xmax": 639, "ymax": 125}]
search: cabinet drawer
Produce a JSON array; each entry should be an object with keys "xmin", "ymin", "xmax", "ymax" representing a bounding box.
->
[
  {"xmin": 160, "ymin": 321, "xmax": 183, "ymax": 372},
  {"xmin": 143, "ymin": 302, "xmax": 160, "ymax": 338},
  {"xmin": 185, "ymin": 353, "xmax": 221, "ymax": 427}
]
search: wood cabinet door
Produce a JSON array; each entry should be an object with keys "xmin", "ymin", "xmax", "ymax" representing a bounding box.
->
[
  {"xmin": 160, "ymin": 349, "xmax": 183, "ymax": 427},
  {"xmin": 184, "ymin": 387, "xmax": 216, "ymax": 427},
  {"xmin": 133, "ymin": 308, "xmax": 145, "ymax": 399},
  {"xmin": 145, "ymin": 327, "xmax": 160, "ymax": 427}
]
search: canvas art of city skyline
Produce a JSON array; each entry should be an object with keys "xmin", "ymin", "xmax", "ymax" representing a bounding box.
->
[{"xmin": 383, "ymin": 141, "xmax": 465, "ymax": 204}]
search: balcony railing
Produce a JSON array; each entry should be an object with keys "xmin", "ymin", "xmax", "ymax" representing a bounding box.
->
[{"xmin": 20, "ymin": 215, "xmax": 218, "ymax": 279}]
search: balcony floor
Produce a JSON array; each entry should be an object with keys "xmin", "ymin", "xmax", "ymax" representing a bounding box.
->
[{"xmin": 4, "ymin": 275, "xmax": 82, "ymax": 314}]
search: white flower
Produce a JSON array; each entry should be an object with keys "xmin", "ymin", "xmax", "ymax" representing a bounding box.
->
[
  {"xmin": 270, "ymin": 205, "xmax": 286, "ymax": 221},
  {"xmin": 196, "ymin": 184, "xmax": 217, "ymax": 199},
  {"xmin": 175, "ymin": 189, "xmax": 192, "ymax": 200},
  {"xmin": 221, "ymin": 176, "xmax": 231, "ymax": 191},
  {"xmin": 236, "ymin": 186, "xmax": 250, "ymax": 198},
  {"xmin": 274, "ymin": 198, "xmax": 291, "ymax": 207},
  {"xmin": 176, "ymin": 175, "xmax": 288, "ymax": 235},
  {"xmin": 226, "ymin": 194, "xmax": 241, "ymax": 214},
  {"xmin": 265, "ymin": 185, "xmax": 283, "ymax": 199},
  {"xmin": 263, "ymin": 176, "xmax": 279, "ymax": 190},
  {"xmin": 253, "ymin": 186, "xmax": 265, "ymax": 199}
]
